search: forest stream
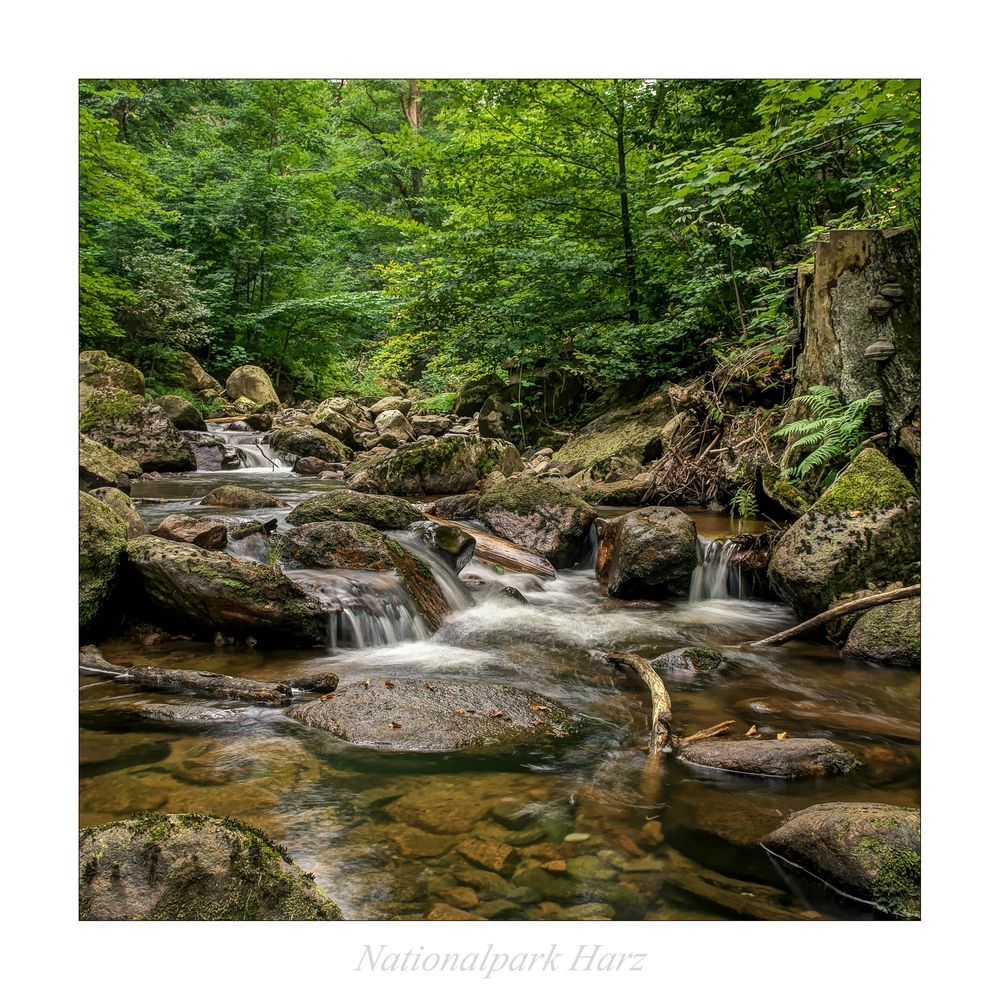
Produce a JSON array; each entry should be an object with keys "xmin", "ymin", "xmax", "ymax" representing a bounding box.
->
[{"xmin": 79, "ymin": 427, "xmax": 920, "ymax": 921}]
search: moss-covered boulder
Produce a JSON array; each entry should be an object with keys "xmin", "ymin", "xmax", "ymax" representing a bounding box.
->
[
  {"xmin": 842, "ymin": 597, "xmax": 920, "ymax": 668},
  {"xmin": 126, "ymin": 536, "xmax": 327, "ymax": 645},
  {"xmin": 650, "ymin": 646, "xmax": 725, "ymax": 673},
  {"xmin": 761, "ymin": 801, "xmax": 920, "ymax": 918},
  {"xmin": 80, "ymin": 492, "xmax": 128, "ymax": 632},
  {"xmin": 200, "ymin": 485, "xmax": 288, "ymax": 509},
  {"xmin": 163, "ymin": 351, "xmax": 223, "ymax": 395},
  {"xmin": 350, "ymin": 437, "xmax": 523, "ymax": 495},
  {"xmin": 79, "ymin": 434, "xmax": 142, "ymax": 491},
  {"xmin": 595, "ymin": 507, "xmax": 698, "ymax": 598},
  {"xmin": 80, "ymin": 390, "xmax": 196, "ymax": 472},
  {"xmin": 477, "ymin": 478, "xmax": 596, "ymax": 568},
  {"xmin": 89, "ymin": 487, "xmax": 147, "ymax": 539},
  {"xmin": 287, "ymin": 489, "xmax": 421, "ymax": 530},
  {"xmin": 153, "ymin": 394, "xmax": 207, "ymax": 432},
  {"xmin": 269, "ymin": 426, "xmax": 352, "ymax": 463},
  {"xmin": 283, "ymin": 521, "xmax": 450, "ymax": 629},
  {"xmin": 224, "ymin": 364, "xmax": 279, "ymax": 405},
  {"xmin": 768, "ymin": 449, "xmax": 920, "ymax": 618},
  {"xmin": 79, "ymin": 350, "xmax": 145, "ymax": 405},
  {"xmin": 79, "ymin": 813, "xmax": 340, "ymax": 920}
]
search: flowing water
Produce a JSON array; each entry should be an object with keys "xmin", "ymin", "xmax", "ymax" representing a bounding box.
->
[{"xmin": 81, "ymin": 440, "xmax": 920, "ymax": 921}]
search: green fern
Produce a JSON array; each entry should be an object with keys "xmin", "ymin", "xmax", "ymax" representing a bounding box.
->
[
  {"xmin": 729, "ymin": 484, "xmax": 759, "ymax": 520},
  {"xmin": 773, "ymin": 385, "xmax": 878, "ymax": 481}
]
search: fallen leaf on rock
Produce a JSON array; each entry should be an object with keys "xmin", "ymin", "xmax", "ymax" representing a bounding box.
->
[
  {"xmin": 385, "ymin": 681, "xmax": 396, "ymax": 689},
  {"xmin": 363, "ymin": 679, "xmax": 371, "ymax": 688},
  {"xmin": 489, "ymin": 709, "xmax": 503, "ymax": 718},
  {"xmin": 530, "ymin": 705, "xmax": 550, "ymax": 712},
  {"xmin": 425, "ymin": 683, "xmax": 438, "ymax": 692},
  {"xmin": 388, "ymin": 721, "xmax": 403, "ymax": 729},
  {"xmin": 454, "ymin": 708, "xmax": 466, "ymax": 716},
  {"xmin": 848, "ymin": 510, "xmax": 862, "ymax": 518},
  {"xmin": 745, "ymin": 724, "xmax": 757, "ymax": 736},
  {"xmin": 776, "ymin": 731, "xmax": 788, "ymax": 740}
]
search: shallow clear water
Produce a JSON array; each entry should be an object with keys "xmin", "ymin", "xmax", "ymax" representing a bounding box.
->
[{"xmin": 81, "ymin": 465, "xmax": 919, "ymax": 921}]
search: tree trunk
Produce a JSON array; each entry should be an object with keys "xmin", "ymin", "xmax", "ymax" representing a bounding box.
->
[{"xmin": 615, "ymin": 94, "xmax": 639, "ymax": 324}]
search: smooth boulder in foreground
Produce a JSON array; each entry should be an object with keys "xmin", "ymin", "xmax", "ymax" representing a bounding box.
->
[
  {"xmin": 126, "ymin": 535, "xmax": 326, "ymax": 645},
  {"xmin": 288, "ymin": 679, "xmax": 581, "ymax": 752},
  {"xmin": 80, "ymin": 813, "xmax": 341, "ymax": 920},
  {"xmin": 761, "ymin": 802, "xmax": 920, "ymax": 919},
  {"xmin": 678, "ymin": 737, "xmax": 858, "ymax": 779}
]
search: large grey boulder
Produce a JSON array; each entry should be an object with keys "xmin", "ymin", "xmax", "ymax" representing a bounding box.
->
[
  {"xmin": 126, "ymin": 536, "xmax": 327, "ymax": 646},
  {"xmin": 79, "ymin": 350, "xmax": 145, "ymax": 406},
  {"xmin": 224, "ymin": 364, "xmax": 279, "ymax": 405},
  {"xmin": 596, "ymin": 507, "xmax": 698, "ymax": 598},
  {"xmin": 370, "ymin": 395, "xmax": 412, "ymax": 417},
  {"xmin": 200, "ymin": 485, "xmax": 287, "ymax": 509},
  {"xmin": 477, "ymin": 477, "xmax": 596, "ymax": 568},
  {"xmin": 761, "ymin": 801, "xmax": 920, "ymax": 918},
  {"xmin": 288, "ymin": 679, "xmax": 581, "ymax": 752},
  {"xmin": 269, "ymin": 426, "xmax": 352, "ymax": 463},
  {"xmin": 768, "ymin": 449, "xmax": 920, "ymax": 618},
  {"xmin": 374, "ymin": 408, "xmax": 415, "ymax": 444},
  {"xmin": 80, "ymin": 813, "xmax": 340, "ymax": 920}
]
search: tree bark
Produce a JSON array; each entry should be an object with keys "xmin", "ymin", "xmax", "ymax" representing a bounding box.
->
[
  {"xmin": 615, "ymin": 91, "xmax": 639, "ymax": 324},
  {"xmin": 605, "ymin": 651, "xmax": 672, "ymax": 755}
]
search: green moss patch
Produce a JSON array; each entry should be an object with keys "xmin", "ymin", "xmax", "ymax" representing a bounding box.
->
[{"xmin": 814, "ymin": 448, "xmax": 916, "ymax": 516}]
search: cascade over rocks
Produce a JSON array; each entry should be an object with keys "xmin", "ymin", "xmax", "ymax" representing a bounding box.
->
[
  {"xmin": 677, "ymin": 737, "xmax": 858, "ymax": 779},
  {"xmin": 283, "ymin": 521, "xmax": 450, "ymax": 630},
  {"xmin": 350, "ymin": 436, "xmax": 522, "ymax": 495},
  {"xmin": 410, "ymin": 520, "xmax": 477, "ymax": 572},
  {"xmin": 80, "ymin": 492, "xmax": 128, "ymax": 632},
  {"xmin": 287, "ymin": 489, "xmax": 421, "ymax": 530},
  {"xmin": 126, "ymin": 536, "xmax": 327, "ymax": 646},
  {"xmin": 288, "ymin": 679, "xmax": 581, "ymax": 752},
  {"xmin": 269, "ymin": 426, "xmax": 352, "ymax": 463},
  {"xmin": 152, "ymin": 513, "xmax": 228, "ymax": 550},
  {"xmin": 153, "ymin": 394, "xmax": 207, "ymax": 432},
  {"xmin": 224, "ymin": 364, "xmax": 280, "ymax": 405},
  {"xmin": 89, "ymin": 487, "xmax": 147, "ymax": 539},
  {"xmin": 761, "ymin": 802, "xmax": 920, "ymax": 918},
  {"xmin": 596, "ymin": 507, "xmax": 699, "ymax": 598},
  {"xmin": 81, "ymin": 391, "xmax": 196, "ymax": 472},
  {"xmin": 79, "ymin": 813, "xmax": 341, "ymax": 920},
  {"xmin": 477, "ymin": 477, "xmax": 596, "ymax": 568},
  {"xmin": 842, "ymin": 596, "xmax": 920, "ymax": 668},
  {"xmin": 79, "ymin": 434, "xmax": 142, "ymax": 491},
  {"xmin": 200, "ymin": 485, "xmax": 287, "ymax": 509},
  {"xmin": 768, "ymin": 448, "xmax": 920, "ymax": 618}
]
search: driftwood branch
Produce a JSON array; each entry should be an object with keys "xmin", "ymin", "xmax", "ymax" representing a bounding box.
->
[
  {"xmin": 605, "ymin": 651, "xmax": 673, "ymax": 755},
  {"xmin": 679, "ymin": 720, "xmax": 736, "ymax": 745},
  {"xmin": 744, "ymin": 584, "xmax": 920, "ymax": 649}
]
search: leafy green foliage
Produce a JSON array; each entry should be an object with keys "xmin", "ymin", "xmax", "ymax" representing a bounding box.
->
[
  {"xmin": 773, "ymin": 385, "xmax": 879, "ymax": 481},
  {"xmin": 729, "ymin": 484, "xmax": 759, "ymax": 521}
]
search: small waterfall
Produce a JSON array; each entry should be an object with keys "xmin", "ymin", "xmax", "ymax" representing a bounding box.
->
[
  {"xmin": 387, "ymin": 531, "xmax": 474, "ymax": 612},
  {"xmin": 187, "ymin": 424, "xmax": 291, "ymax": 472},
  {"xmin": 689, "ymin": 538, "xmax": 743, "ymax": 601}
]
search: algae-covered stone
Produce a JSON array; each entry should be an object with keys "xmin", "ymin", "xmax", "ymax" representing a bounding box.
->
[
  {"xmin": 350, "ymin": 436, "xmax": 523, "ymax": 495},
  {"xmin": 761, "ymin": 801, "xmax": 920, "ymax": 918},
  {"xmin": 89, "ymin": 487, "xmax": 147, "ymax": 539},
  {"xmin": 595, "ymin": 507, "xmax": 698, "ymax": 598},
  {"xmin": 80, "ymin": 491, "xmax": 128, "ymax": 631},
  {"xmin": 224, "ymin": 364, "xmax": 279, "ymax": 405},
  {"xmin": 79, "ymin": 434, "xmax": 142, "ymax": 491},
  {"xmin": 200, "ymin": 485, "xmax": 287, "ymax": 509},
  {"xmin": 153, "ymin": 394, "xmax": 207, "ymax": 431},
  {"xmin": 79, "ymin": 813, "xmax": 341, "ymax": 920},
  {"xmin": 650, "ymin": 646, "xmax": 725, "ymax": 673},
  {"xmin": 79, "ymin": 350, "xmax": 145, "ymax": 402},
  {"xmin": 842, "ymin": 597, "xmax": 920, "ymax": 668},
  {"xmin": 768, "ymin": 449, "xmax": 919, "ymax": 618},
  {"xmin": 477, "ymin": 478, "xmax": 596, "ymax": 568},
  {"xmin": 287, "ymin": 489, "xmax": 421, "ymax": 530},
  {"xmin": 126, "ymin": 535, "xmax": 326, "ymax": 645},
  {"xmin": 163, "ymin": 351, "xmax": 223, "ymax": 395},
  {"xmin": 269, "ymin": 426, "xmax": 352, "ymax": 463}
]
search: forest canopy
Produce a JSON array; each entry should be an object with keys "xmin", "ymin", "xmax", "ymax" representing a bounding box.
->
[{"xmin": 79, "ymin": 78, "xmax": 920, "ymax": 403}]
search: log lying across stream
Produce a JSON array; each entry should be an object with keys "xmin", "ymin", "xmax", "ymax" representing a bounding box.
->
[{"xmin": 427, "ymin": 515, "xmax": 557, "ymax": 578}]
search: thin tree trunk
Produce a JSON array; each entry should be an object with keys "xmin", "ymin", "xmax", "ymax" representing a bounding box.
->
[{"xmin": 615, "ymin": 94, "xmax": 639, "ymax": 324}]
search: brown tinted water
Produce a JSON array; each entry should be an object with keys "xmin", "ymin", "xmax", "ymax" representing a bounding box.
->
[{"xmin": 83, "ymin": 473, "xmax": 919, "ymax": 920}]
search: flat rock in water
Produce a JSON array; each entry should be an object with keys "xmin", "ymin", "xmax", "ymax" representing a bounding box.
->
[
  {"xmin": 200, "ymin": 485, "xmax": 287, "ymax": 509},
  {"xmin": 287, "ymin": 679, "xmax": 581, "ymax": 752},
  {"xmin": 761, "ymin": 801, "xmax": 920, "ymax": 918},
  {"xmin": 677, "ymin": 737, "xmax": 858, "ymax": 779}
]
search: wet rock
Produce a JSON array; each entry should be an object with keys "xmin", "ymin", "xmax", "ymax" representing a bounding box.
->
[
  {"xmin": 561, "ymin": 903, "xmax": 615, "ymax": 920},
  {"xmin": 427, "ymin": 902, "xmax": 486, "ymax": 920},
  {"xmin": 79, "ymin": 350, "xmax": 145, "ymax": 401},
  {"xmin": 457, "ymin": 838, "xmax": 517, "ymax": 875},
  {"xmin": 79, "ymin": 813, "xmax": 340, "ymax": 920},
  {"xmin": 477, "ymin": 478, "xmax": 596, "ymax": 568},
  {"xmin": 410, "ymin": 520, "xmax": 476, "ymax": 571},
  {"xmin": 152, "ymin": 513, "xmax": 228, "ymax": 550},
  {"xmin": 136, "ymin": 703, "xmax": 248, "ymax": 724},
  {"xmin": 478, "ymin": 394, "xmax": 517, "ymax": 439},
  {"xmin": 287, "ymin": 679, "xmax": 581, "ymax": 752},
  {"xmin": 153, "ymin": 394, "xmax": 207, "ymax": 432},
  {"xmin": 596, "ymin": 507, "xmax": 698, "ymax": 599},
  {"xmin": 287, "ymin": 489, "xmax": 421, "ymax": 530},
  {"xmin": 650, "ymin": 646, "xmax": 725, "ymax": 673},
  {"xmin": 200, "ymin": 485, "xmax": 287, "ymax": 509},
  {"xmin": 736, "ymin": 696, "xmax": 920, "ymax": 743},
  {"xmin": 390, "ymin": 827, "xmax": 454, "ymax": 858},
  {"xmin": 677, "ymin": 737, "xmax": 858, "ymax": 779},
  {"xmin": 292, "ymin": 456, "xmax": 337, "ymax": 476},
  {"xmin": 385, "ymin": 782, "xmax": 492, "ymax": 834},
  {"xmin": 126, "ymin": 536, "xmax": 327, "ymax": 646},
  {"xmin": 81, "ymin": 390, "xmax": 196, "ymax": 472},
  {"xmin": 350, "ymin": 436, "xmax": 523, "ymax": 495},
  {"xmin": 843, "ymin": 597, "xmax": 920, "ymax": 668},
  {"xmin": 761, "ymin": 802, "xmax": 920, "ymax": 918},
  {"xmin": 89, "ymin": 487, "xmax": 147, "ymax": 539},
  {"xmin": 224, "ymin": 364, "xmax": 280, "ymax": 405},
  {"xmin": 435, "ymin": 886, "xmax": 480, "ymax": 909},
  {"xmin": 79, "ymin": 433, "xmax": 142, "ymax": 491},
  {"xmin": 490, "ymin": 802, "xmax": 536, "ymax": 830},
  {"xmin": 283, "ymin": 521, "xmax": 450, "ymax": 629},
  {"xmin": 80, "ymin": 492, "xmax": 128, "ymax": 632},
  {"xmin": 499, "ymin": 586, "xmax": 529, "ymax": 604},
  {"xmin": 286, "ymin": 671, "xmax": 340, "ymax": 693},
  {"xmin": 768, "ymin": 449, "xmax": 920, "ymax": 618},
  {"xmin": 229, "ymin": 518, "xmax": 276, "ymax": 540},
  {"xmin": 475, "ymin": 899, "xmax": 520, "ymax": 919},
  {"xmin": 269, "ymin": 426, "xmax": 352, "ymax": 463}
]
